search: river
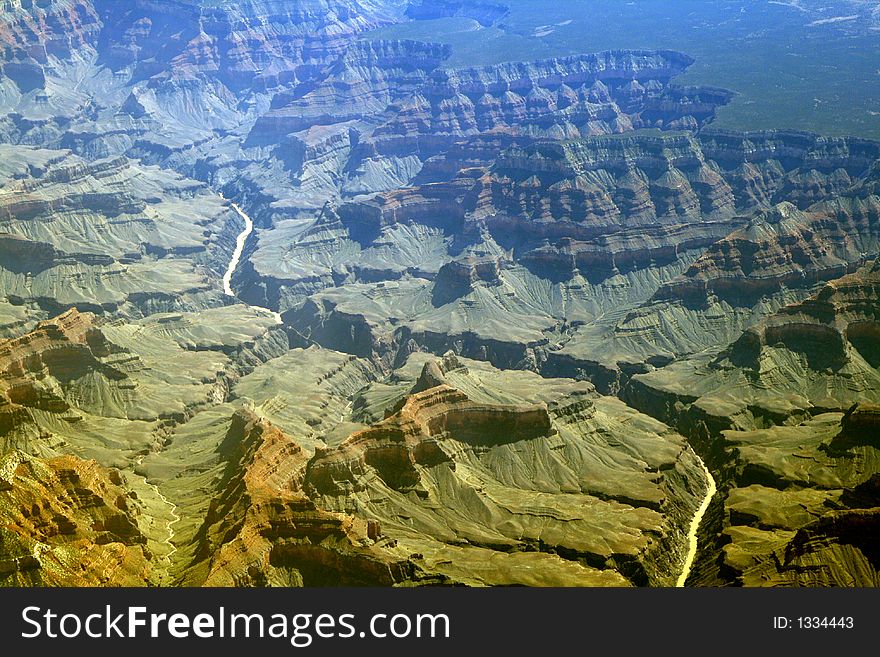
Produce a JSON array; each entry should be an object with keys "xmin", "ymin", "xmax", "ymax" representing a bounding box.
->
[
  {"xmin": 676, "ymin": 455, "xmax": 717, "ymax": 587},
  {"xmin": 221, "ymin": 199, "xmax": 283, "ymax": 324},
  {"xmin": 131, "ymin": 198, "xmax": 283, "ymax": 583},
  {"xmin": 222, "ymin": 202, "xmax": 254, "ymax": 297},
  {"xmin": 219, "ymin": 196, "xmax": 716, "ymax": 587}
]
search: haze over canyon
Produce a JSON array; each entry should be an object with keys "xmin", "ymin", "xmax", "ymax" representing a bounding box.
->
[{"xmin": 0, "ymin": 0, "xmax": 878, "ymax": 587}]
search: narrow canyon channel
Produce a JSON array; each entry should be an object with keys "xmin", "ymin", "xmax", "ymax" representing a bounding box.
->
[
  {"xmin": 222, "ymin": 202, "xmax": 255, "ymax": 297},
  {"xmin": 677, "ymin": 456, "xmax": 717, "ymax": 587},
  {"xmin": 222, "ymin": 199, "xmax": 283, "ymax": 324}
]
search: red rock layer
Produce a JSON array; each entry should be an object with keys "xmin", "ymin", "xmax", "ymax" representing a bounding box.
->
[
  {"xmin": 0, "ymin": 310, "xmax": 124, "ymax": 431},
  {"xmin": 193, "ymin": 409, "xmax": 422, "ymax": 586},
  {"xmin": 0, "ymin": 452, "xmax": 153, "ymax": 586},
  {"xmin": 305, "ymin": 384, "xmax": 552, "ymax": 496}
]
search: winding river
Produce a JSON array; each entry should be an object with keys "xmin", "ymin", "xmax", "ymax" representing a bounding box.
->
[
  {"xmin": 219, "ymin": 195, "xmax": 718, "ymax": 587},
  {"xmin": 222, "ymin": 199, "xmax": 282, "ymax": 324},
  {"xmin": 222, "ymin": 202, "xmax": 255, "ymax": 297},
  {"xmin": 676, "ymin": 456, "xmax": 717, "ymax": 587},
  {"xmin": 129, "ymin": 198, "xmax": 289, "ymax": 581}
]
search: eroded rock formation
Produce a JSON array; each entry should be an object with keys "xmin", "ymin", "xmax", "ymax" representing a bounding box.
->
[
  {"xmin": 189, "ymin": 408, "xmax": 423, "ymax": 586},
  {"xmin": 0, "ymin": 451, "xmax": 153, "ymax": 586},
  {"xmin": 296, "ymin": 356, "xmax": 708, "ymax": 587},
  {"xmin": 1, "ymin": 0, "xmax": 879, "ymax": 590}
]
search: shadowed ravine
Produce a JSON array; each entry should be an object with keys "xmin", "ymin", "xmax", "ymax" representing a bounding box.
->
[
  {"xmin": 222, "ymin": 197, "xmax": 283, "ymax": 324},
  {"xmin": 677, "ymin": 457, "xmax": 717, "ymax": 587},
  {"xmin": 133, "ymin": 452, "xmax": 181, "ymax": 585},
  {"xmin": 222, "ymin": 201, "xmax": 254, "ymax": 297}
]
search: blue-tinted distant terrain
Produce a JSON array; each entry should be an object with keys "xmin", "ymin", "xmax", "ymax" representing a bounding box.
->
[{"xmin": 369, "ymin": 0, "xmax": 880, "ymax": 138}]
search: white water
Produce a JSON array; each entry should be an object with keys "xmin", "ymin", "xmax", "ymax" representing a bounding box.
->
[
  {"xmin": 677, "ymin": 456, "xmax": 717, "ymax": 587},
  {"xmin": 223, "ymin": 202, "xmax": 254, "ymax": 297},
  {"xmin": 221, "ymin": 199, "xmax": 283, "ymax": 324}
]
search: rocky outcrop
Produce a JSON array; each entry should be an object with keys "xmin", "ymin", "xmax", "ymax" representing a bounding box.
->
[
  {"xmin": 297, "ymin": 355, "xmax": 708, "ymax": 586},
  {"xmin": 0, "ymin": 310, "xmax": 123, "ymax": 443},
  {"xmin": 432, "ymin": 256, "xmax": 502, "ymax": 305},
  {"xmin": 781, "ymin": 508, "xmax": 880, "ymax": 586},
  {"xmin": 97, "ymin": 0, "xmax": 401, "ymax": 87},
  {"xmin": 623, "ymin": 260, "xmax": 880, "ymax": 446},
  {"xmin": 368, "ymin": 51, "xmax": 730, "ymax": 161},
  {"xmin": 328, "ymin": 130, "xmax": 874, "ymax": 292},
  {"xmin": 0, "ymin": 145, "xmax": 240, "ymax": 315},
  {"xmin": 611, "ymin": 174, "xmax": 880, "ymax": 363},
  {"xmin": 190, "ymin": 408, "xmax": 425, "ymax": 586},
  {"xmin": 0, "ymin": 305, "xmax": 288, "ymax": 463},
  {"xmin": 0, "ymin": 451, "xmax": 153, "ymax": 586},
  {"xmin": 249, "ymin": 46, "xmax": 730, "ymax": 208},
  {"xmin": 654, "ymin": 197, "xmax": 880, "ymax": 307},
  {"xmin": 338, "ymin": 168, "xmax": 476, "ymax": 240},
  {"xmin": 727, "ymin": 257, "xmax": 880, "ymax": 371},
  {"xmin": 623, "ymin": 359, "xmax": 880, "ymax": 587},
  {"xmin": 263, "ymin": 129, "xmax": 880, "ymax": 383},
  {"xmin": 0, "ymin": 0, "xmax": 101, "ymax": 91},
  {"xmin": 251, "ymin": 40, "xmax": 452, "ymax": 142},
  {"xmin": 711, "ymin": 412, "xmax": 880, "ymax": 586},
  {"xmin": 306, "ymin": 383, "xmax": 552, "ymax": 495},
  {"xmin": 696, "ymin": 131, "xmax": 872, "ymax": 210},
  {"xmin": 621, "ymin": 256, "xmax": 880, "ymax": 587},
  {"xmin": 495, "ymin": 130, "xmax": 879, "ymax": 223},
  {"xmin": 827, "ymin": 403, "xmax": 880, "ymax": 455}
]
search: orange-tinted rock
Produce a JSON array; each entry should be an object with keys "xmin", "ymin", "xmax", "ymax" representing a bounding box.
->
[
  {"xmin": 0, "ymin": 309, "xmax": 125, "ymax": 435},
  {"xmin": 0, "ymin": 452, "xmax": 153, "ymax": 586},
  {"xmin": 305, "ymin": 383, "xmax": 552, "ymax": 496},
  {"xmin": 192, "ymin": 409, "xmax": 426, "ymax": 586}
]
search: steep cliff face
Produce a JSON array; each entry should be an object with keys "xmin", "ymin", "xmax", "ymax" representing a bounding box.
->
[
  {"xmin": 0, "ymin": 145, "xmax": 240, "ymax": 316},
  {"xmin": 0, "ymin": 451, "xmax": 153, "ymax": 586},
  {"xmin": 264, "ymin": 129, "xmax": 879, "ymax": 391},
  {"xmin": 727, "ymin": 258, "xmax": 880, "ymax": 373},
  {"xmin": 336, "ymin": 130, "xmax": 877, "ymax": 240},
  {"xmin": 624, "ymin": 258, "xmax": 880, "ymax": 440},
  {"xmin": 0, "ymin": 306, "xmax": 291, "ymax": 587},
  {"xmin": 251, "ymin": 40, "xmax": 452, "ymax": 141},
  {"xmin": 0, "ymin": 0, "xmax": 409, "ymax": 201},
  {"xmin": 620, "ymin": 260, "xmax": 880, "ymax": 586},
  {"xmin": 306, "ymin": 384, "xmax": 553, "ymax": 496},
  {"xmin": 611, "ymin": 172, "xmax": 880, "ymax": 364},
  {"xmin": 298, "ymin": 355, "xmax": 707, "ymax": 587},
  {"xmin": 0, "ymin": 0, "xmax": 101, "ymax": 90},
  {"xmin": 656, "ymin": 197, "xmax": 880, "ymax": 306},
  {"xmin": 0, "ymin": 309, "xmax": 126, "ymax": 451},
  {"xmin": 495, "ymin": 131, "xmax": 878, "ymax": 224},
  {"xmin": 0, "ymin": 305, "xmax": 286, "ymax": 458},
  {"xmin": 706, "ymin": 412, "xmax": 880, "ymax": 587},
  {"xmin": 432, "ymin": 256, "xmax": 502, "ymax": 305},
  {"xmin": 96, "ymin": 0, "xmax": 403, "ymax": 85},
  {"xmin": 111, "ymin": 347, "xmax": 707, "ymax": 587},
  {"xmin": 366, "ymin": 51, "xmax": 729, "ymax": 163},
  {"xmin": 187, "ymin": 408, "xmax": 421, "ymax": 586},
  {"xmin": 242, "ymin": 46, "xmax": 726, "ymax": 211}
]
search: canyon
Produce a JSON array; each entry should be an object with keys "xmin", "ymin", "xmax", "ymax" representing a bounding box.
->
[{"xmin": 0, "ymin": 0, "xmax": 878, "ymax": 588}]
